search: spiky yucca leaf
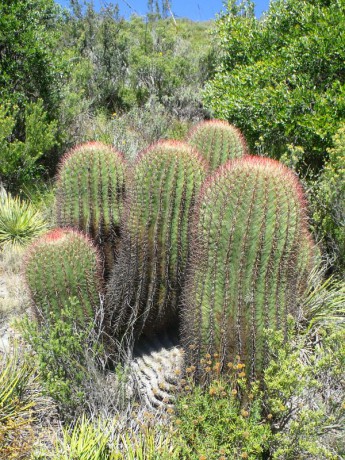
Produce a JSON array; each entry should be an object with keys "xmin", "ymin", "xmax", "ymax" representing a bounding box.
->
[
  {"xmin": 0, "ymin": 188, "xmax": 47, "ymax": 250},
  {"xmin": 187, "ymin": 119, "xmax": 248, "ymax": 171},
  {"xmin": 0, "ymin": 348, "xmax": 39, "ymax": 460},
  {"xmin": 301, "ymin": 268, "xmax": 345, "ymax": 333},
  {"xmin": 55, "ymin": 415, "xmax": 112, "ymax": 460}
]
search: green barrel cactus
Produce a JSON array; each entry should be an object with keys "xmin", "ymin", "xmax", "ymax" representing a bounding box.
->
[
  {"xmin": 25, "ymin": 228, "xmax": 102, "ymax": 324},
  {"xmin": 181, "ymin": 156, "xmax": 315, "ymax": 379},
  {"xmin": 55, "ymin": 142, "xmax": 127, "ymax": 276},
  {"xmin": 106, "ymin": 140, "xmax": 208, "ymax": 340},
  {"xmin": 186, "ymin": 119, "xmax": 248, "ymax": 171}
]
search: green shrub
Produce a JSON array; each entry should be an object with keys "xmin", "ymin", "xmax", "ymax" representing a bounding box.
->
[
  {"xmin": 0, "ymin": 100, "xmax": 58, "ymax": 190},
  {"xmin": 20, "ymin": 297, "xmax": 103, "ymax": 419},
  {"xmin": 0, "ymin": 188, "xmax": 47, "ymax": 250},
  {"xmin": 173, "ymin": 361, "xmax": 271, "ymax": 459},
  {"xmin": 311, "ymin": 124, "xmax": 345, "ymax": 275},
  {"xmin": 264, "ymin": 323, "xmax": 344, "ymax": 459},
  {"xmin": 172, "ymin": 314, "xmax": 344, "ymax": 459}
]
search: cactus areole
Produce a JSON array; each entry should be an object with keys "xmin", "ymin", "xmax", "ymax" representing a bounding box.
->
[{"xmin": 182, "ymin": 156, "xmax": 314, "ymax": 379}]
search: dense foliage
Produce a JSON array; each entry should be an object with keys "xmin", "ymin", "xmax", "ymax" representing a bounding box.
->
[
  {"xmin": 0, "ymin": 0, "xmax": 215, "ymax": 190},
  {"xmin": 204, "ymin": 0, "xmax": 345, "ymax": 175},
  {"xmin": 203, "ymin": 0, "xmax": 345, "ymax": 274}
]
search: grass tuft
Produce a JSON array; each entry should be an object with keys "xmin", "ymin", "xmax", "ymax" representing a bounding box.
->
[{"xmin": 0, "ymin": 187, "xmax": 47, "ymax": 250}]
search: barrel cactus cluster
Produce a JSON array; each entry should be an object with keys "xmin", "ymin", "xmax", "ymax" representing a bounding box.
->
[{"xmin": 23, "ymin": 119, "xmax": 317, "ymax": 384}]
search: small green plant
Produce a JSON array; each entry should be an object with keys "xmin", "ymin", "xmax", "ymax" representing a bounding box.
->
[
  {"xmin": 0, "ymin": 187, "xmax": 47, "ymax": 250},
  {"xmin": 53, "ymin": 415, "xmax": 113, "ymax": 460},
  {"xmin": 20, "ymin": 297, "xmax": 101, "ymax": 418},
  {"xmin": 171, "ymin": 307, "xmax": 345, "ymax": 459},
  {"xmin": 264, "ymin": 323, "xmax": 345, "ymax": 459},
  {"xmin": 173, "ymin": 356, "xmax": 271, "ymax": 459},
  {"xmin": 35, "ymin": 416, "xmax": 176, "ymax": 460}
]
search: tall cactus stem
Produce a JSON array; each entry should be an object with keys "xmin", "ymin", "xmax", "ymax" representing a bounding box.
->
[
  {"xmin": 55, "ymin": 142, "xmax": 127, "ymax": 277},
  {"xmin": 106, "ymin": 140, "xmax": 208, "ymax": 342},
  {"xmin": 181, "ymin": 156, "xmax": 315, "ymax": 379}
]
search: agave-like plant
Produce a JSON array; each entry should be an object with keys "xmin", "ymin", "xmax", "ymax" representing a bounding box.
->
[
  {"xmin": 54, "ymin": 415, "xmax": 113, "ymax": 460},
  {"xmin": 0, "ymin": 348, "xmax": 37, "ymax": 459},
  {"xmin": 0, "ymin": 187, "xmax": 47, "ymax": 250},
  {"xmin": 301, "ymin": 266, "xmax": 345, "ymax": 334}
]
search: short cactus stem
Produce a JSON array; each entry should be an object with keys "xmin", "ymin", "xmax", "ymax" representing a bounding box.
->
[
  {"xmin": 186, "ymin": 119, "xmax": 249, "ymax": 171},
  {"xmin": 106, "ymin": 140, "xmax": 208, "ymax": 340},
  {"xmin": 55, "ymin": 142, "xmax": 127, "ymax": 277},
  {"xmin": 181, "ymin": 156, "xmax": 315, "ymax": 379},
  {"xmin": 24, "ymin": 228, "xmax": 102, "ymax": 324}
]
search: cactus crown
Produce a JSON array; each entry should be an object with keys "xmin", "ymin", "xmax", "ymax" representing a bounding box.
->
[
  {"xmin": 187, "ymin": 119, "xmax": 248, "ymax": 171},
  {"xmin": 182, "ymin": 155, "xmax": 313, "ymax": 378},
  {"xmin": 25, "ymin": 228, "xmax": 102, "ymax": 324}
]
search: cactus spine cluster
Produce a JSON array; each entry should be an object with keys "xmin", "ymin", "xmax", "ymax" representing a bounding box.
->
[
  {"xmin": 187, "ymin": 119, "xmax": 248, "ymax": 171},
  {"xmin": 25, "ymin": 228, "xmax": 102, "ymax": 324},
  {"xmin": 106, "ymin": 140, "xmax": 208, "ymax": 338},
  {"xmin": 56, "ymin": 142, "xmax": 126, "ymax": 276},
  {"xmin": 181, "ymin": 156, "xmax": 314, "ymax": 378}
]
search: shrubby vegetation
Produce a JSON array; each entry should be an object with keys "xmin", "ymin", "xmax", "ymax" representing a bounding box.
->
[
  {"xmin": 0, "ymin": 0, "xmax": 214, "ymax": 190},
  {"xmin": 204, "ymin": 0, "xmax": 345, "ymax": 174},
  {"xmin": 311, "ymin": 124, "xmax": 345, "ymax": 273}
]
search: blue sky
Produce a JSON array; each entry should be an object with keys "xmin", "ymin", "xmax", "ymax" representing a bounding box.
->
[{"xmin": 56, "ymin": 1, "xmax": 270, "ymax": 21}]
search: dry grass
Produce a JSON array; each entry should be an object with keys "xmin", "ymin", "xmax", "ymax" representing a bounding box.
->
[
  {"xmin": 0, "ymin": 246, "xmax": 30, "ymax": 356},
  {"xmin": 0, "ymin": 247, "xmax": 28, "ymax": 314}
]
